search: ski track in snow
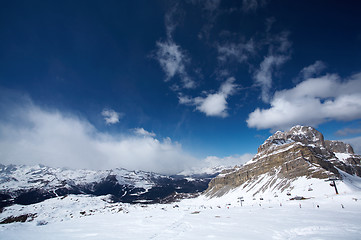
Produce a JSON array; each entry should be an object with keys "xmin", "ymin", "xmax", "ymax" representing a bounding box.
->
[
  {"xmin": 149, "ymin": 212, "xmax": 191, "ymax": 240},
  {"xmin": 1, "ymin": 142, "xmax": 361, "ymax": 240},
  {"xmin": 1, "ymin": 192, "xmax": 361, "ymax": 240},
  {"xmin": 1, "ymin": 171, "xmax": 361, "ymax": 239}
]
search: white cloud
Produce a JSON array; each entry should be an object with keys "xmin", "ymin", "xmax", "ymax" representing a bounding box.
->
[
  {"xmin": 164, "ymin": 4, "xmax": 179, "ymax": 39},
  {"xmin": 195, "ymin": 93, "xmax": 228, "ymax": 117},
  {"xmin": 253, "ymin": 31, "xmax": 291, "ymax": 103},
  {"xmin": 101, "ymin": 108, "xmax": 123, "ymax": 125},
  {"xmin": 180, "ymin": 153, "xmax": 254, "ymax": 175},
  {"xmin": 254, "ymin": 55, "xmax": 288, "ymax": 102},
  {"xmin": 155, "ymin": 41, "xmax": 185, "ymax": 80},
  {"xmin": 299, "ymin": 60, "xmax": 326, "ymax": 80},
  {"xmin": 154, "ymin": 5, "xmax": 196, "ymax": 90},
  {"xmin": 0, "ymin": 97, "xmax": 197, "ymax": 174},
  {"xmin": 155, "ymin": 40, "xmax": 195, "ymax": 90},
  {"xmin": 179, "ymin": 77, "xmax": 238, "ymax": 117},
  {"xmin": 247, "ymin": 72, "xmax": 361, "ymax": 131},
  {"xmin": 133, "ymin": 128, "xmax": 156, "ymax": 137},
  {"xmin": 202, "ymin": 154, "xmax": 254, "ymax": 168}
]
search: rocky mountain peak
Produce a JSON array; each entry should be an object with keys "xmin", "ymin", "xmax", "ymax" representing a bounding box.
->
[
  {"xmin": 257, "ymin": 125, "xmax": 325, "ymax": 154},
  {"xmin": 205, "ymin": 125, "xmax": 361, "ymax": 198}
]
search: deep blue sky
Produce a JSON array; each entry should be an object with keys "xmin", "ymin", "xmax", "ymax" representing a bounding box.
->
[{"xmin": 1, "ymin": 0, "xmax": 361, "ymax": 172}]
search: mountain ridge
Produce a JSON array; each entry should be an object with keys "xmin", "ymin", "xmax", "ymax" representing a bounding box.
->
[
  {"xmin": 0, "ymin": 164, "xmax": 217, "ymax": 208},
  {"xmin": 205, "ymin": 125, "xmax": 361, "ymax": 198}
]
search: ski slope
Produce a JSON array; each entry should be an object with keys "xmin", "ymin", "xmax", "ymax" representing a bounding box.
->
[{"xmin": 1, "ymin": 175, "xmax": 361, "ymax": 240}]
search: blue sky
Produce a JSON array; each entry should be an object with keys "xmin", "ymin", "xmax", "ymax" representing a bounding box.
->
[{"xmin": 1, "ymin": 0, "xmax": 361, "ymax": 173}]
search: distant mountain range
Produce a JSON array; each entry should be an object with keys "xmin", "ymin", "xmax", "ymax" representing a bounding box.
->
[
  {"xmin": 0, "ymin": 164, "xmax": 226, "ymax": 208},
  {"xmin": 2, "ymin": 125, "xmax": 361, "ymax": 210}
]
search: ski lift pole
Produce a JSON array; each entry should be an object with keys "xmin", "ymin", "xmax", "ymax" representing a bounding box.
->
[
  {"xmin": 332, "ymin": 180, "xmax": 338, "ymax": 194},
  {"xmin": 238, "ymin": 197, "xmax": 244, "ymax": 206},
  {"xmin": 326, "ymin": 178, "xmax": 340, "ymax": 194}
]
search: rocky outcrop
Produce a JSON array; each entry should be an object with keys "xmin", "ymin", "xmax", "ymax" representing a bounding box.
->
[
  {"xmin": 325, "ymin": 140, "xmax": 354, "ymax": 154},
  {"xmin": 205, "ymin": 125, "xmax": 361, "ymax": 198}
]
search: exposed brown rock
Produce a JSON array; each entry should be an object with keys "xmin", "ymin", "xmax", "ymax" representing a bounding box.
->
[
  {"xmin": 0, "ymin": 213, "xmax": 36, "ymax": 224},
  {"xmin": 205, "ymin": 126, "xmax": 361, "ymax": 198}
]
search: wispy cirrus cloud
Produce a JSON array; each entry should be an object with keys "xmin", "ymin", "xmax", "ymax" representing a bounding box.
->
[
  {"xmin": 254, "ymin": 31, "xmax": 292, "ymax": 103},
  {"xmin": 155, "ymin": 40, "xmax": 195, "ymax": 89},
  {"xmin": 242, "ymin": 0, "xmax": 268, "ymax": 12},
  {"xmin": 217, "ymin": 39, "xmax": 255, "ymax": 64},
  {"xmin": 254, "ymin": 55, "xmax": 289, "ymax": 102},
  {"xmin": 247, "ymin": 72, "xmax": 361, "ymax": 131},
  {"xmin": 164, "ymin": 4, "xmax": 180, "ymax": 39},
  {"xmin": 179, "ymin": 77, "xmax": 238, "ymax": 117},
  {"xmin": 193, "ymin": 0, "xmax": 221, "ymax": 40},
  {"xmin": 298, "ymin": 60, "xmax": 327, "ymax": 80},
  {"xmin": 154, "ymin": 4, "xmax": 196, "ymax": 89}
]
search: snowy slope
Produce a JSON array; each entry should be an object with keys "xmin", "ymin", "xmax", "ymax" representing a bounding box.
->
[
  {"xmin": 1, "ymin": 125, "xmax": 361, "ymax": 239},
  {"xmin": 0, "ymin": 164, "xmax": 159, "ymax": 192},
  {"xmin": 0, "ymin": 183, "xmax": 361, "ymax": 240},
  {"xmin": 206, "ymin": 126, "xmax": 361, "ymax": 199},
  {"xmin": 1, "ymin": 166, "xmax": 360, "ymax": 239},
  {"xmin": 0, "ymin": 164, "xmax": 211, "ymax": 207},
  {"xmin": 195, "ymin": 169, "xmax": 361, "ymax": 207}
]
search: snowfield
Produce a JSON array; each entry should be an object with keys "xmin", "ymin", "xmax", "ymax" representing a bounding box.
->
[{"xmin": 1, "ymin": 176, "xmax": 361, "ymax": 240}]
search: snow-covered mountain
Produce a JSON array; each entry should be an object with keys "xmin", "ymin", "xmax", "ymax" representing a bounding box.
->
[
  {"xmin": 0, "ymin": 164, "xmax": 212, "ymax": 208},
  {"xmin": 1, "ymin": 125, "xmax": 361, "ymax": 239},
  {"xmin": 205, "ymin": 125, "xmax": 361, "ymax": 199}
]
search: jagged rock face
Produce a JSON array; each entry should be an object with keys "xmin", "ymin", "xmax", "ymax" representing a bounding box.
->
[
  {"xmin": 257, "ymin": 125, "xmax": 326, "ymax": 153},
  {"xmin": 205, "ymin": 126, "xmax": 361, "ymax": 198},
  {"xmin": 325, "ymin": 140, "xmax": 354, "ymax": 154}
]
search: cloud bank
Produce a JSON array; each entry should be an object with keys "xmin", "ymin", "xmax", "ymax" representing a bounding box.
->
[
  {"xmin": 180, "ymin": 153, "xmax": 254, "ymax": 175},
  {"xmin": 247, "ymin": 72, "xmax": 361, "ymax": 131},
  {"xmin": 202, "ymin": 154, "xmax": 254, "ymax": 168},
  {"xmin": 0, "ymin": 95, "xmax": 197, "ymax": 174}
]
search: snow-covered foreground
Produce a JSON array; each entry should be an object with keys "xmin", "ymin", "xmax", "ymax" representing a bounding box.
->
[{"xmin": 1, "ymin": 191, "xmax": 361, "ymax": 240}]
